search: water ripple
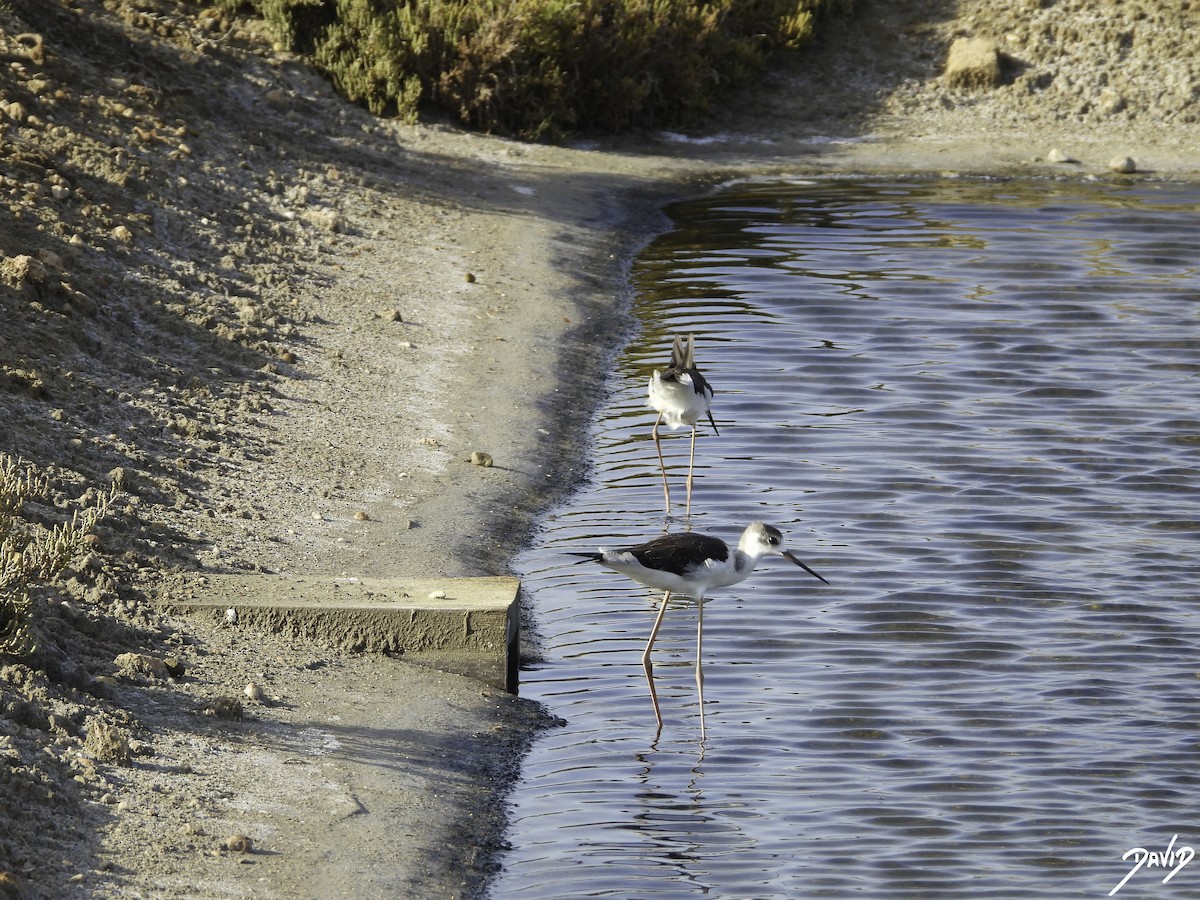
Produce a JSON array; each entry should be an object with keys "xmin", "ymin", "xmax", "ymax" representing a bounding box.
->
[{"xmin": 492, "ymin": 179, "xmax": 1200, "ymax": 899}]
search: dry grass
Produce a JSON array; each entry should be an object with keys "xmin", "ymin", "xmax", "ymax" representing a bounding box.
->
[{"xmin": 0, "ymin": 455, "xmax": 116, "ymax": 654}]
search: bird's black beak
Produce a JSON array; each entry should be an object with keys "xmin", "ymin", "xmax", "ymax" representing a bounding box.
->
[{"xmin": 782, "ymin": 550, "xmax": 829, "ymax": 584}]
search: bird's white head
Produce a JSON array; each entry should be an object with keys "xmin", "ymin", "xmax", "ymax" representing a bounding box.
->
[
  {"xmin": 738, "ymin": 521, "xmax": 783, "ymax": 554},
  {"xmin": 739, "ymin": 522, "xmax": 829, "ymax": 584}
]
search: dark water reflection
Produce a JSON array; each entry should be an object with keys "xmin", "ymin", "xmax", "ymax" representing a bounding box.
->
[{"xmin": 490, "ymin": 179, "xmax": 1200, "ymax": 899}]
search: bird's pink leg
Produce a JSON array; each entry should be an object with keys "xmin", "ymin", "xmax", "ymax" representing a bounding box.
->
[
  {"xmin": 642, "ymin": 591, "xmax": 671, "ymax": 729},
  {"xmin": 653, "ymin": 412, "xmax": 671, "ymax": 513},
  {"xmin": 696, "ymin": 596, "xmax": 706, "ymax": 740},
  {"xmin": 685, "ymin": 424, "xmax": 698, "ymax": 518}
]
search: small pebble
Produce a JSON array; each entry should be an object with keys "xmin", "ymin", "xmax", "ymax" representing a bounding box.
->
[
  {"xmin": 464, "ymin": 272, "xmax": 476, "ymax": 283},
  {"xmin": 243, "ymin": 682, "xmax": 265, "ymax": 703},
  {"xmin": 428, "ymin": 590, "xmax": 447, "ymax": 600},
  {"xmin": 204, "ymin": 697, "xmax": 244, "ymax": 721},
  {"xmin": 223, "ymin": 834, "xmax": 254, "ymax": 853},
  {"xmin": 470, "ymin": 451, "xmax": 493, "ymax": 467},
  {"xmin": 37, "ymin": 248, "xmax": 63, "ymax": 270},
  {"xmin": 84, "ymin": 720, "xmax": 130, "ymax": 765},
  {"xmin": 225, "ymin": 607, "xmax": 238, "ymax": 625},
  {"xmin": 1109, "ymin": 155, "xmax": 1136, "ymax": 173},
  {"xmin": 353, "ymin": 510, "xmax": 370, "ymax": 521},
  {"xmin": 1046, "ymin": 148, "xmax": 1077, "ymax": 163}
]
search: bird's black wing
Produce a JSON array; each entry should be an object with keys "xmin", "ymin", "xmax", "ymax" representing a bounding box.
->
[
  {"xmin": 629, "ymin": 532, "xmax": 728, "ymax": 577},
  {"xmin": 688, "ymin": 366, "xmax": 719, "ymax": 435},
  {"xmin": 690, "ymin": 366, "xmax": 713, "ymax": 397}
]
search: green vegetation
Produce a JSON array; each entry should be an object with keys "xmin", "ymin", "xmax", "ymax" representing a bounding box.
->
[
  {"xmin": 219, "ymin": 0, "xmax": 850, "ymax": 140},
  {"xmin": 0, "ymin": 455, "xmax": 116, "ymax": 655}
]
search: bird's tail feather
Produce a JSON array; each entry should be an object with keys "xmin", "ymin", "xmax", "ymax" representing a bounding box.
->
[{"xmin": 567, "ymin": 551, "xmax": 603, "ymax": 564}]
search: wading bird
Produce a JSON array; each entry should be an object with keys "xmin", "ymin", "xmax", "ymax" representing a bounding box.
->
[
  {"xmin": 648, "ymin": 334, "xmax": 718, "ymax": 516},
  {"xmin": 572, "ymin": 521, "xmax": 829, "ymax": 738}
]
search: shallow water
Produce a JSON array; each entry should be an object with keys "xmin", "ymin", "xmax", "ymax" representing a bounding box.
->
[{"xmin": 490, "ymin": 179, "xmax": 1200, "ymax": 899}]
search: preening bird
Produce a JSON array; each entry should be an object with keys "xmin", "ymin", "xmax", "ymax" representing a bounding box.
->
[
  {"xmin": 571, "ymin": 521, "xmax": 829, "ymax": 738},
  {"xmin": 648, "ymin": 334, "xmax": 718, "ymax": 516}
]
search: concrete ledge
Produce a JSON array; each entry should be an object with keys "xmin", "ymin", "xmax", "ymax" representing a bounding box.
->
[{"xmin": 162, "ymin": 575, "xmax": 520, "ymax": 692}]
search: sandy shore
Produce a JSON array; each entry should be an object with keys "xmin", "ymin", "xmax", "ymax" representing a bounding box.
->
[{"xmin": 3, "ymin": 0, "xmax": 1200, "ymax": 897}]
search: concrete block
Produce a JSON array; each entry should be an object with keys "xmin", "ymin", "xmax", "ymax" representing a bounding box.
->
[{"xmin": 163, "ymin": 575, "xmax": 520, "ymax": 692}]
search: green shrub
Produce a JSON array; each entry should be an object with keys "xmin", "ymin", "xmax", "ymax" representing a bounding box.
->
[
  {"xmin": 218, "ymin": 0, "xmax": 851, "ymax": 140},
  {"xmin": 0, "ymin": 455, "xmax": 116, "ymax": 655}
]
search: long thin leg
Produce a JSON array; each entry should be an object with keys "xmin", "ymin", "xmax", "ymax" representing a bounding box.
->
[
  {"xmin": 696, "ymin": 595, "xmax": 705, "ymax": 740},
  {"xmin": 642, "ymin": 591, "xmax": 671, "ymax": 729},
  {"xmin": 652, "ymin": 412, "xmax": 671, "ymax": 513},
  {"xmin": 685, "ymin": 424, "xmax": 698, "ymax": 518}
]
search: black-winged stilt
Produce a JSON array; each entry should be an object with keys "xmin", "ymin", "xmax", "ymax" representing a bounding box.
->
[
  {"xmin": 571, "ymin": 521, "xmax": 828, "ymax": 738},
  {"xmin": 648, "ymin": 334, "xmax": 718, "ymax": 516}
]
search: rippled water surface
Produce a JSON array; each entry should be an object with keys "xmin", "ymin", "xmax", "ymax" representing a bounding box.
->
[{"xmin": 490, "ymin": 179, "xmax": 1200, "ymax": 899}]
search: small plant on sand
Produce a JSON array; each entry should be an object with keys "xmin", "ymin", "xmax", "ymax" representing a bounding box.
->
[{"xmin": 0, "ymin": 455, "xmax": 117, "ymax": 655}]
